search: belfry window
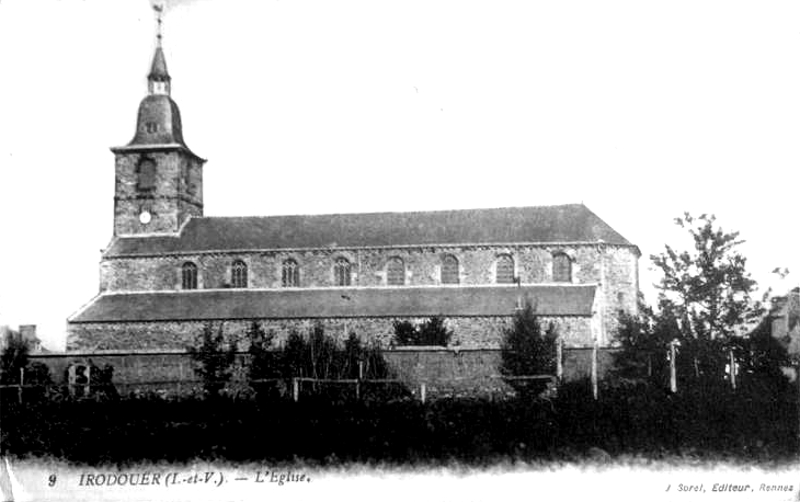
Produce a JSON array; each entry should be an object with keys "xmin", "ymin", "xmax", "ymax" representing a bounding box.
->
[
  {"xmin": 282, "ymin": 259, "xmax": 300, "ymax": 287},
  {"xmin": 441, "ymin": 254, "xmax": 459, "ymax": 284},
  {"xmin": 496, "ymin": 254, "xmax": 515, "ymax": 284},
  {"xmin": 231, "ymin": 260, "xmax": 248, "ymax": 288},
  {"xmin": 552, "ymin": 252, "xmax": 572, "ymax": 283},
  {"xmin": 182, "ymin": 262, "xmax": 198, "ymax": 290},
  {"xmin": 387, "ymin": 257, "xmax": 405, "ymax": 286},
  {"xmin": 334, "ymin": 258, "xmax": 351, "ymax": 287},
  {"xmin": 137, "ymin": 159, "xmax": 156, "ymax": 192}
]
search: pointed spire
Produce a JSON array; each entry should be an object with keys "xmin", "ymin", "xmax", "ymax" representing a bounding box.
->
[
  {"xmin": 148, "ymin": 5, "xmax": 171, "ymax": 95},
  {"xmin": 148, "ymin": 47, "xmax": 170, "ymax": 82}
]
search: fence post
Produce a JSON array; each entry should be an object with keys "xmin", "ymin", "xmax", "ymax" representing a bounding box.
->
[
  {"xmin": 67, "ymin": 364, "xmax": 75, "ymax": 397},
  {"xmin": 729, "ymin": 348, "xmax": 736, "ymax": 391},
  {"xmin": 18, "ymin": 367, "xmax": 24, "ymax": 404},
  {"xmin": 86, "ymin": 365, "xmax": 91, "ymax": 397},
  {"xmin": 356, "ymin": 360, "xmax": 364, "ymax": 399},
  {"xmin": 591, "ymin": 343, "xmax": 598, "ymax": 400},
  {"xmin": 556, "ymin": 337, "xmax": 563, "ymax": 384},
  {"xmin": 292, "ymin": 378, "xmax": 299, "ymax": 402},
  {"xmin": 420, "ymin": 383, "xmax": 426, "ymax": 404},
  {"xmin": 669, "ymin": 340, "xmax": 677, "ymax": 393}
]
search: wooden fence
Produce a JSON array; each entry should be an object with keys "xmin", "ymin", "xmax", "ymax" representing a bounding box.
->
[{"xmin": 0, "ymin": 373, "xmax": 562, "ymax": 404}]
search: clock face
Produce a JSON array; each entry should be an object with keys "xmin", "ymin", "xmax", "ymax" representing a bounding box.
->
[{"xmin": 139, "ymin": 210, "xmax": 152, "ymax": 224}]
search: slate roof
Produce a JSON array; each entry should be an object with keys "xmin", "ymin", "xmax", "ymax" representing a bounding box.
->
[
  {"xmin": 124, "ymin": 94, "xmax": 186, "ymax": 147},
  {"xmin": 148, "ymin": 46, "xmax": 170, "ymax": 81},
  {"xmin": 69, "ymin": 285, "xmax": 596, "ymax": 323},
  {"xmin": 106, "ymin": 204, "xmax": 633, "ymax": 257}
]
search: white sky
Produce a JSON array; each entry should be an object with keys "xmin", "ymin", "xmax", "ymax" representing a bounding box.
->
[{"xmin": 1, "ymin": 0, "xmax": 798, "ymax": 351}]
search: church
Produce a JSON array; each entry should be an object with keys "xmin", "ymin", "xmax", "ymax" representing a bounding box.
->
[{"xmin": 66, "ymin": 36, "xmax": 640, "ymax": 355}]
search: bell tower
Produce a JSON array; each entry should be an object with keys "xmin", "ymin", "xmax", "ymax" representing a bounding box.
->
[{"xmin": 110, "ymin": 6, "xmax": 205, "ymax": 237}]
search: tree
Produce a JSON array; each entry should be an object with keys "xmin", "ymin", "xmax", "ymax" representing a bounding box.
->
[
  {"xmin": 499, "ymin": 302, "xmax": 558, "ymax": 399},
  {"xmin": 651, "ymin": 213, "xmax": 764, "ymax": 341},
  {"xmin": 391, "ymin": 316, "xmax": 453, "ymax": 346},
  {"xmin": 247, "ymin": 321, "xmax": 282, "ymax": 399},
  {"xmin": 610, "ymin": 305, "xmax": 654, "ymax": 386},
  {"xmin": 741, "ymin": 316, "xmax": 792, "ymax": 391},
  {"xmin": 391, "ymin": 320, "xmax": 417, "ymax": 346},
  {"xmin": 1, "ymin": 327, "xmax": 29, "ymax": 385},
  {"xmin": 417, "ymin": 316, "xmax": 454, "ymax": 346},
  {"xmin": 265, "ymin": 325, "xmax": 399, "ymax": 401},
  {"xmin": 612, "ymin": 213, "xmax": 789, "ymax": 391},
  {"xmin": 188, "ymin": 322, "xmax": 238, "ymax": 399},
  {"xmin": 649, "ymin": 213, "xmax": 771, "ymax": 383}
]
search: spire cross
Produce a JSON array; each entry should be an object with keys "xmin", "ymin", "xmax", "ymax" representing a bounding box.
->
[{"xmin": 153, "ymin": 4, "xmax": 164, "ymax": 46}]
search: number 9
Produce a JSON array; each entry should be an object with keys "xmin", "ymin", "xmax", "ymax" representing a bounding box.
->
[{"xmin": 48, "ymin": 474, "xmax": 57, "ymax": 487}]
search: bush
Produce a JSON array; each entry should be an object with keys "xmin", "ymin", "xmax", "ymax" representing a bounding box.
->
[
  {"xmin": 4, "ymin": 381, "xmax": 795, "ymax": 464},
  {"xmin": 392, "ymin": 320, "xmax": 418, "ymax": 346},
  {"xmin": 1, "ymin": 328, "xmax": 29, "ymax": 385},
  {"xmin": 499, "ymin": 302, "xmax": 558, "ymax": 399},
  {"xmin": 391, "ymin": 316, "xmax": 453, "ymax": 346},
  {"xmin": 188, "ymin": 323, "xmax": 237, "ymax": 399},
  {"xmin": 247, "ymin": 321, "xmax": 283, "ymax": 399},
  {"xmin": 609, "ymin": 306, "xmax": 676, "ymax": 388},
  {"xmin": 250, "ymin": 323, "xmax": 401, "ymax": 402}
]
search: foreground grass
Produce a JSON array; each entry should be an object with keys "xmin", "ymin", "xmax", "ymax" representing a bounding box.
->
[{"xmin": 1, "ymin": 379, "xmax": 797, "ymax": 466}]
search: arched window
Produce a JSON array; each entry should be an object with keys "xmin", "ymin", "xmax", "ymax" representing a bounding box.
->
[
  {"xmin": 137, "ymin": 159, "xmax": 156, "ymax": 192},
  {"xmin": 496, "ymin": 254, "xmax": 515, "ymax": 284},
  {"xmin": 181, "ymin": 262, "xmax": 198, "ymax": 290},
  {"xmin": 441, "ymin": 254, "xmax": 459, "ymax": 284},
  {"xmin": 334, "ymin": 257, "xmax": 351, "ymax": 286},
  {"xmin": 552, "ymin": 252, "xmax": 572, "ymax": 283},
  {"xmin": 282, "ymin": 258, "xmax": 299, "ymax": 287},
  {"xmin": 386, "ymin": 257, "xmax": 405, "ymax": 286},
  {"xmin": 231, "ymin": 259, "xmax": 248, "ymax": 288}
]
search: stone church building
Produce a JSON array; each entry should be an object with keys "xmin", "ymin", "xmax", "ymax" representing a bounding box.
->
[{"xmin": 66, "ymin": 41, "xmax": 640, "ymax": 355}]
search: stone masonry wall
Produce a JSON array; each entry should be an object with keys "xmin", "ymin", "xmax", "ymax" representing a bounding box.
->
[
  {"xmin": 600, "ymin": 245, "xmax": 640, "ymax": 343},
  {"xmin": 103, "ymin": 244, "xmax": 631, "ymax": 289},
  {"xmin": 99, "ymin": 244, "xmax": 639, "ymax": 328},
  {"xmin": 67, "ymin": 315, "xmax": 594, "ymax": 352},
  {"xmin": 30, "ymin": 347, "xmax": 619, "ymax": 399},
  {"xmin": 113, "ymin": 151, "xmax": 202, "ymax": 237}
]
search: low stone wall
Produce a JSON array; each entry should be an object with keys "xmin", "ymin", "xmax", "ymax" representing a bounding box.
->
[{"xmin": 28, "ymin": 346, "xmax": 619, "ymax": 399}]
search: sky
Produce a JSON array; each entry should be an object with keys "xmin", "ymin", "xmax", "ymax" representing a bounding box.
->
[{"xmin": 0, "ymin": 0, "xmax": 798, "ymax": 351}]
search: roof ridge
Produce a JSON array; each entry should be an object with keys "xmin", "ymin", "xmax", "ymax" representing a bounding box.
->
[
  {"xmin": 107, "ymin": 203, "xmax": 635, "ymax": 255},
  {"xmin": 192, "ymin": 203, "xmax": 588, "ymax": 221},
  {"xmin": 97, "ymin": 283, "xmax": 599, "ymax": 297}
]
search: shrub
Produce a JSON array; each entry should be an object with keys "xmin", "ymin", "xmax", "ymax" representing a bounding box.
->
[
  {"xmin": 499, "ymin": 302, "xmax": 558, "ymax": 399},
  {"xmin": 1, "ymin": 327, "xmax": 29, "ymax": 385},
  {"xmin": 392, "ymin": 320, "xmax": 418, "ymax": 346},
  {"xmin": 250, "ymin": 324, "xmax": 402, "ymax": 401},
  {"xmin": 247, "ymin": 321, "xmax": 283, "ymax": 399},
  {"xmin": 609, "ymin": 305, "xmax": 677, "ymax": 388},
  {"xmin": 188, "ymin": 322, "xmax": 237, "ymax": 399},
  {"xmin": 278, "ymin": 324, "xmax": 392, "ymax": 380},
  {"xmin": 391, "ymin": 316, "xmax": 453, "ymax": 346}
]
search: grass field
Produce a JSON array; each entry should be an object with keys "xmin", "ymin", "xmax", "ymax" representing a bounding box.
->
[{"xmin": 2, "ymin": 377, "xmax": 797, "ymax": 467}]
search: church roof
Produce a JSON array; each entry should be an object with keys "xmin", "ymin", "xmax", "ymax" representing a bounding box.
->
[
  {"xmin": 125, "ymin": 94, "xmax": 185, "ymax": 147},
  {"xmin": 69, "ymin": 284, "xmax": 596, "ymax": 323},
  {"xmin": 105, "ymin": 204, "xmax": 635, "ymax": 257}
]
